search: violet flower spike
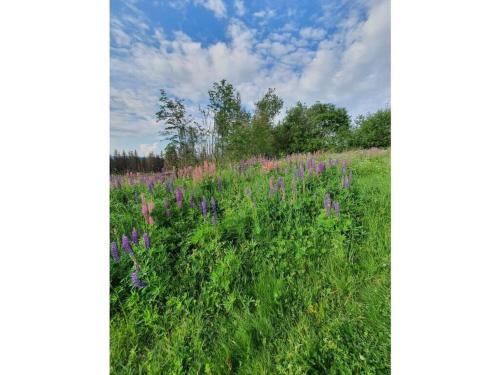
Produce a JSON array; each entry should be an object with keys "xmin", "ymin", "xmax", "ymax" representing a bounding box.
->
[
  {"xmin": 110, "ymin": 241, "xmax": 120, "ymax": 262},
  {"xmin": 131, "ymin": 228, "xmax": 139, "ymax": 245},
  {"xmin": 189, "ymin": 196, "xmax": 195, "ymax": 208},
  {"xmin": 121, "ymin": 235, "xmax": 134, "ymax": 255},
  {"xmin": 324, "ymin": 193, "xmax": 332, "ymax": 217},
  {"xmin": 201, "ymin": 197, "xmax": 208, "ymax": 218},
  {"xmin": 175, "ymin": 187, "xmax": 183, "ymax": 209},
  {"xmin": 143, "ymin": 233, "xmax": 150, "ymax": 250},
  {"xmin": 333, "ymin": 201, "xmax": 340, "ymax": 217},
  {"xmin": 131, "ymin": 271, "xmax": 146, "ymax": 288},
  {"xmin": 211, "ymin": 196, "xmax": 218, "ymax": 224}
]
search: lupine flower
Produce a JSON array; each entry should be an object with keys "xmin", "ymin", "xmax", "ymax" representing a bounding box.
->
[
  {"xmin": 164, "ymin": 198, "xmax": 171, "ymax": 217},
  {"xmin": 277, "ymin": 176, "xmax": 285, "ymax": 198},
  {"xmin": 324, "ymin": 193, "xmax": 332, "ymax": 217},
  {"xmin": 148, "ymin": 180, "xmax": 154, "ymax": 194},
  {"xmin": 131, "ymin": 271, "xmax": 146, "ymax": 288},
  {"xmin": 200, "ymin": 196, "xmax": 208, "ymax": 218},
  {"xmin": 211, "ymin": 196, "xmax": 218, "ymax": 224},
  {"xmin": 298, "ymin": 165, "xmax": 305, "ymax": 180},
  {"xmin": 143, "ymin": 233, "xmax": 150, "ymax": 250},
  {"xmin": 189, "ymin": 196, "xmax": 195, "ymax": 208},
  {"xmin": 122, "ymin": 235, "xmax": 133, "ymax": 255},
  {"xmin": 175, "ymin": 187, "xmax": 183, "ymax": 209},
  {"xmin": 317, "ymin": 162, "xmax": 326, "ymax": 174},
  {"xmin": 131, "ymin": 228, "xmax": 139, "ymax": 245},
  {"xmin": 342, "ymin": 175, "xmax": 351, "ymax": 189},
  {"xmin": 333, "ymin": 201, "xmax": 340, "ymax": 217},
  {"xmin": 328, "ymin": 158, "xmax": 334, "ymax": 167},
  {"xmin": 342, "ymin": 160, "xmax": 347, "ymax": 175},
  {"xmin": 165, "ymin": 179, "xmax": 174, "ymax": 193},
  {"xmin": 110, "ymin": 241, "xmax": 120, "ymax": 262}
]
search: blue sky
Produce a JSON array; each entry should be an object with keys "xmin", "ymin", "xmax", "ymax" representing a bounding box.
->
[{"xmin": 111, "ymin": 0, "xmax": 390, "ymax": 155}]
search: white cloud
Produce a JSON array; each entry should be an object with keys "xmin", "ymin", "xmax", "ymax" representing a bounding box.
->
[
  {"xmin": 253, "ymin": 8, "xmax": 276, "ymax": 19},
  {"xmin": 138, "ymin": 142, "xmax": 159, "ymax": 156},
  {"xmin": 111, "ymin": 0, "xmax": 390, "ymax": 149},
  {"xmin": 193, "ymin": 0, "xmax": 227, "ymax": 18},
  {"xmin": 299, "ymin": 27, "xmax": 327, "ymax": 40},
  {"xmin": 234, "ymin": 0, "xmax": 245, "ymax": 16}
]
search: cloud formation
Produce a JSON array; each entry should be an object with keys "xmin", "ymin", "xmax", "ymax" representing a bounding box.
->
[{"xmin": 111, "ymin": 0, "xmax": 390, "ymax": 151}]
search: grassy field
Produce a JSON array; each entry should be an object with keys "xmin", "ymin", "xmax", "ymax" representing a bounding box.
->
[{"xmin": 110, "ymin": 149, "xmax": 390, "ymax": 374}]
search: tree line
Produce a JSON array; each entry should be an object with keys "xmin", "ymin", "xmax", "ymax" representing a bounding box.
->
[{"xmin": 111, "ymin": 79, "xmax": 390, "ymax": 174}]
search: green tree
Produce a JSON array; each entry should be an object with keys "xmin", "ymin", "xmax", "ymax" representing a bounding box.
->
[{"xmin": 352, "ymin": 108, "xmax": 391, "ymax": 148}]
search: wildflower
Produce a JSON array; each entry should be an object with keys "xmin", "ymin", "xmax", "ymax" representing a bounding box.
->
[
  {"xmin": 298, "ymin": 165, "xmax": 305, "ymax": 180},
  {"xmin": 200, "ymin": 196, "xmax": 208, "ymax": 218},
  {"xmin": 328, "ymin": 158, "xmax": 333, "ymax": 167},
  {"xmin": 166, "ymin": 179, "xmax": 174, "ymax": 193},
  {"xmin": 110, "ymin": 241, "xmax": 120, "ymax": 262},
  {"xmin": 333, "ymin": 201, "xmax": 340, "ymax": 217},
  {"xmin": 342, "ymin": 175, "xmax": 351, "ymax": 189},
  {"xmin": 131, "ymin": 228, "xmax": 139, "ymax": 245},
  {"xmin": 148, "ymin": 180, "xmax": 154, "ymax": 194},
  {"xmin": 131, "ymin": 271, "xmax": 146, "ymax": 288},
  {"xmin": 211, "ymin": 196, "xmax": 218, "ymax": 224},
  {"xmin": 317, "ymin": 162, "xmax": 326, "ymax": 174},
  {"xmin": 164, "ymin": 198, "xmax": 171, "ymax": 217},
  {"xmin": 175, "ymin": 187, "xmax": 183, "ymax": 209},
  {"xmin": 143, "ymin": 233, "xmax": 150, "ymax": 250},
  {"xmin": 324, "ymin": 193, "xmax": 332, "ymax": 217},
  {"xmin": 189, "ymin": 196, "xmax": 195, "ymax": 208},
  {"xmin": 121, "ymin": 235, "xmax": 133, "ymax": 255},
  {"xmin": 342, "ymin": 160, "xmax": 347, "ymax": 175}
]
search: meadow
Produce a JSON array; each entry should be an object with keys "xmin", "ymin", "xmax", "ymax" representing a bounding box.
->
[{"xmin": 110, "ymin": 148, "xmax": 390, "ymax": 374}]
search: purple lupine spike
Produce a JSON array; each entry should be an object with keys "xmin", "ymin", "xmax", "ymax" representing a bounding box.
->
[
  {"xmin": 165, "ymin": 179, "xmax": 173, "ymax": 193},
  {"xmin": 317, "ymin": 162, "xmax": 326, "ymax": 174},
  {"xmin": 189, "ymin": 196, "xmax": 195, "ymax": 208},
  {"xmin": 324, "ymin": 193, "xmax": 332, "ymax": 217},
  {"xmin": 131, "ymin": 271, "xmax": 146, "ymax": 288},
  {"xmin": 298, "ymin": 165, "xmax": 304, "ymax": 180},
  {"xmin": 143, "ymin": 233, "xmax": 150, "ymax": 250},
  {"xmin": 164, "ymin": 198, "xmax": 171, "ymax": 217},
  {"xmin": 333, "ymin": 201, "xmax": 340, "ymax": 217},
  {"xmin": 277, "ymin": 176, "xmax": 284, "ymax": 191},
  {"xmin": 211, "ymin": 196, "xmax": 218, "ymax": 224},
  {"xmin": 148, "ymin": 180, "xmax": 154, "ymax": 194},
  {"xmin": 121, "ymin": 235, "xmax": 133, "ymax": 255},
  {"xmin": 200, "ymin": 196, "xmax": 208, "ymax": 218},
  {"xmin": 131, "ymin": 228, "xmax": 139, "ymax": 245},
  {"xmin": 110, "ymin": 241, "xmax": 120, "ymax": 262},
  {"xmin": 175, "ymin": 187, "xmax": 183, "ymax": 209}
]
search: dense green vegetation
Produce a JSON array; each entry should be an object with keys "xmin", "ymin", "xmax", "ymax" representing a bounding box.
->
[
  {"xmin": 110, "ymin": 79, "xmax": 390, "ymax": 174},
  {"xmin": 110, "ymin": 149, "xmax": 390, "ymax": 374}
]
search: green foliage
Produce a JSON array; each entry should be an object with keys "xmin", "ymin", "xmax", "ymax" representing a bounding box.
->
[
  {"xmin": 274, "ymin": 101, "xmax": 352, "ymax": 155},
  {"xmin": 110, "ymin": 150, "xmax": 391, "ymax": 374},
  {"xmin": 352, "ymin": 109, "xmax": 391, "ymax": 148}
]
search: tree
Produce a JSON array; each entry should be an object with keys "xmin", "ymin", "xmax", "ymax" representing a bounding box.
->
[
  {"xmin": 249, "ymin": 88, "xmax": 283, "ymax": 156},
  {"xmin": 208, "ymin": 79, "xmax": 246, "ymax": 157},
  {"xmin": 352, "ymin": 108, "xmax": 391, "ymax": 148},
  {"xmin": 155, "ymin": 89, "xmax": 200, "ymax": 167}
]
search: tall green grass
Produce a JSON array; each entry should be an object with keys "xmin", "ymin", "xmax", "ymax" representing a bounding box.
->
[{"xmin": 110, "ymin": 150, "xmax": 390, "ymax": 374}]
